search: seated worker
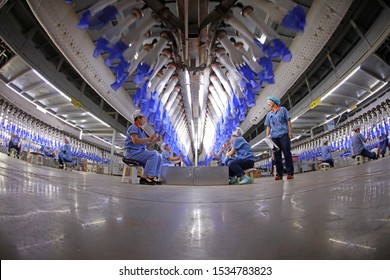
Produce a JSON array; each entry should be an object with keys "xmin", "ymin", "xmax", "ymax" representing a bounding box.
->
[
  {"xmin": 40, "ymin": 144, "xmax": 56, "ymax": 158},
  {"xmin": 210, "ymin": 140, "xmax": 232, "ymax": 166},
  {"xmin": 125, "ymin": 110, "xmax": 162, "ymax": 185},
  {"xmin": 351, "ymin": 125, "xmax": 378, "ymax": 160},
  {"xmin": 160, "ymin": 142, "xmax": 182, "ymax": 166},
  {"xmin": 225, "ymin": 127, "xmax": 255, "ymax": 185},
  {"xmin": 321, "ymin": 138, "xmax": 334, "ymax": 167},
  {"xmin": 378, "ymin": 133, "xmax": 388, "ymax": 158},
  {"xmin": 8, "ymin": 132, "xmax": 21, "ymax": 158},
  {"xmin": 58, "ymin": 137, "xmax": 74, "ymax": 168}
]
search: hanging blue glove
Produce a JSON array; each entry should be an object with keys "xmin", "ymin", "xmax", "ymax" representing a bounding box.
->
[
  {"xmin": 263, "ymin": 39, "xmax": 292, "ymax": 62},
  {"xmin": 257, "ymin": 57, "xmax": 274, "ymax": 83},
  {"xmin": 104, "ymin": 40, "xmax": 127, "ymax": 67},
  {"xmin": 110, "ymin": 72, "xmax": 129, "ymax": 91},
  {"xmin": 238, "ymin": 64, "xmax": 258, "ymax": 88},
  {"xmin": 93, "ymin": 37, "xmax": 110, "ymax": 58},
  {"xmin": 281, "ymin": 5, "xmax": 306, "ymax": 32},
  {"xmin": 133, "ymin": 63, "xmax": 151, "ymax": 85}
]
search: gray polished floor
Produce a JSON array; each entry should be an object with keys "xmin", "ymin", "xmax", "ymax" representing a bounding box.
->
[{"xmin": 0, "ymin": 153, "xmax": 389, "ymax": 260}]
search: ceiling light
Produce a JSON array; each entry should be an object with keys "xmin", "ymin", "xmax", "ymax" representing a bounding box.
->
[
  {"xmin": 32, "ymin": 69, "xmax": 72, "ymax": 102},
  {"xmin": 321, "ymin": 66, "xmax": 360, "ymax": 101},
  {"xmin": 87, "ymin": 112, "xmax": 110, "ymax": 127}
]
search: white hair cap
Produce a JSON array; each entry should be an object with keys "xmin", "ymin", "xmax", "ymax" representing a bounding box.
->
[
  {"xmin": 132, "ymin": 110, "xmax": 144, "ymax": 121},
  {"xmin": 232, "ymin": 127, "xmax": 243, "ymax": 137},
  {"xmin": 64, "ymin": 137, "xmax": 70, "ymax": 143},
  {"xmin": 322, "ymin": 138, "xmax": 328, "ymax": 145},
  {"xmin": 353, "ymin": 125, "xmax": 360, "ymax": 131},
  {"xmin": 161, "ymin": 142, "xmax": 167, "ymax": 150}
]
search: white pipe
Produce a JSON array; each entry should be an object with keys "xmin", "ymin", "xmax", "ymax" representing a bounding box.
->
[
  {"xmin": 149, "ymin": 49, "xmax": 172, "ymax": 81},
  {"xmin": 105, "ymin": 8, "xmax": 143, "ymax": 42},
  {"xmin": 156, "ymin": 64, "xmax": 176, "ymax": 94},
  {"xmin": 165, "ymin": 86, "xmax": 181, "ymax": 112},
  {"xmin": 160, "ymin": 76, "xmax": 179, "ymax": 104},
  {"xmin": 184, "ymin": 0, "xmax": 189, "ymax": 62}
]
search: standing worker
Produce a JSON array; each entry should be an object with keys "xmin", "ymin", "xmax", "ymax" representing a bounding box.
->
[{"xmin": 264, "ymin": 96, "xmax": 294, "ymax": 180}]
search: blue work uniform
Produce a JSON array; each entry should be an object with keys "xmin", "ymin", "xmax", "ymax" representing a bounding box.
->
[
  {"xmin": 125, "ymin": 124, "xmax": 161, "ymax": 177},
  {"xmin": 161, "ymin": 150, "xmax": 174, "ymax": 166},
  {"xmin": 265, "ymin": 106, "xmax": 294, "ymax": 176},
  {"xmin": 58, "ymin": 143, "xmax": 74, "ymax": 164},
  {"xmin": 321, "ymin": 145, "xmax": 334, "ymax": 167},
  {"xmin": 227, "ymin": 136, "xmax": 255, "ymax": 177},
  {"xmin": 351, "ymin": 132, "xmax": 377, "ymax": 159}
]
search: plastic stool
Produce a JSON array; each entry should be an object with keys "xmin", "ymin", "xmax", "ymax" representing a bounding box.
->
[
  {"xmin": 244, "ymin": 168, "xmax": 257, "ymax": 181},
  {"xmin": 30, "ymin": 152, "xmax": 44, "ymax": 166},
  {"xmin": 355, "ymin": 155, "xmax": 363, "ymax": 165},
  {"xmin": 9, "ymin": 148, "xmax": 18, "ymax": 158},
  {"xmin": 319, "ymin": 162, "xmax": 330, "ymax": 171},
  {"xmin": 121, "ymin": 158, "xmax": 144, "ymax": 184}
]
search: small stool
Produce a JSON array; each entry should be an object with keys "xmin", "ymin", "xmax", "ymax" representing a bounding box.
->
[
  {"xmin": 319, "ymin": 162, "xmax": 330, "ymax": 171},
  {"xmin": 121, "ymin": 158, "xmax": 144, "ymax": 184},
  {"xmin": 30, "ymin": 152, "xmax": 44, "ymax": 166},
  {"xmin": 355, "ymin": 155, "xmax": 363, "ymax": 165},
  {"xmin": 63, "ymin": 161, "xmax": 75, "ymax": 171},
  {"xmin": 244, "ymin": 168, "xmax": 257, "ymax": 181},
  {"xmin": 9, "ymin": 148, "xmax": 18, "ymax": 158}
]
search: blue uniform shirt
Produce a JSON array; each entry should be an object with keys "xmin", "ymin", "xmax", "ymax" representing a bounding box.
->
[
  {"xmin": 351, "ymin": 133, "xmax": 365, "ymax": 156},
  {"xmin": 232, "ymin": 137, "xmax": 255, "ymax": 161},
  {"xmin": 11, "ymin": 135, "xmax": 20, "ymax": 145},
  {"xmin": 161, "ymin": 150, "xmax": 174, "ymax": 166},
  {"xmin": 61, "ymin": 143, "xmax": 73, "ymax": 161},
  {"xmin": 321, "ymin": 145, "xmax": 332, "ymax": 161},
  {"xmin": 265, "ymin": 106, "xmax": 290, "ymax": 138},
  {"xmin": 125, "ymin": 124, "xmax": 147, "ymax": 157}
]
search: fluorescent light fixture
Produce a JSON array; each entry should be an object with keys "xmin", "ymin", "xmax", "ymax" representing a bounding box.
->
[
  {"xmin": 32, "ymin": 69, "xmax": 72, "ymax": 102},
  {"xmin": 291, "ymin": 116, "xmax": 299, "ymax": 123},
  {"xmin": 356, "ymin": 82, "xmax": 388, "ymax": 105},
  {"xmin": 92, "ymin": 135, "xmax": 112, "ymax": 146},
  {"xmin": 87, "ymin": 112, "xmax": 110, "ymax": 127},
  {"xmin": 319, "ymin": 109, "xmax": 350, "ymax": 126},
  {"xmin": 321, "ymin": 66, "xmax": 360, "ymax": 101},
  {"xmin": 5, "ymin": 83, "xmax": 82, "ymax": 131},
  {"xmin": 79, "ymin": 130, "xmax": 83, "ymax": 140},
  {"xmin": 36, "ymin": 105, "xmax": 47, "ymax": 114},
  {"xmin": 251, "ymin": 138, "xmax": 266, "ymax": 148},
  {"xmin": 120, "ymin": 133, "xmax": 126, "ymax": 138}
]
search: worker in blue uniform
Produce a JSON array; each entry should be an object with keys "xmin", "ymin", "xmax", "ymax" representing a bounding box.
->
[
  {"xmin": 8, "ymin": 132, "xmax": 21, "ymax": 158},
  {"xmin": 58, "ymin": 137, "xmax": 74, "ymax": 168},
  {"xmin": 125, "ymin": 110, "xmax": 162, "ymax": 185},
  {"xmin": 321, "ymin": 138, "xmax": 334, "ymax": 167},
  {"xmin": 265, "ymin": 96, "xmax": 294, "ymax": 180},
  {"xmin": 225, "ymin": 127, "xmax": 255, "ymax": 185},
  {"xmin": 160, "ymin": 142, "xmax": 182, "ymax": 166},
  {"xmin": 351, "ymin": 125, "xmax": 378, "ymax": 160}
]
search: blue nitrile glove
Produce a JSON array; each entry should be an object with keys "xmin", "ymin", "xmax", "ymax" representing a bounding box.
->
[{"xmin": 281, "ymin": 5, "xmax": 306, "ymax": 32}]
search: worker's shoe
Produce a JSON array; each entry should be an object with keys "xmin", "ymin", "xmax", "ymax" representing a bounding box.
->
[
  {"xmin": 152, "ymin": 177, "xmax": 162, "ymax": 185},
  {"xmin": 229, "ymin": 176, "xmax": 238, "ymax": 185},
  {"xmin": 239, "ymin": 175, "xmax": 253, "ymax": 184},
  {"xmin": 274, "ymin": 175, "xmax": 283, "ymax": 180},
  {"xmin": 140, "ymin": 177, "xmax": 155, "ymax": 185},
  {"xmin": 287, "ymin": 175, "xmax": 294, "ymax": 180}
]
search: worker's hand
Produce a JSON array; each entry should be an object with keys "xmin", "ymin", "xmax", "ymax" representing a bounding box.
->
[{"xmin": 288, "ymin": 132, "xmax": 293, "ymax": 139}]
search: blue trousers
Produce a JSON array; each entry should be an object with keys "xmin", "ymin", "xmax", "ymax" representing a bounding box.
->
[
  {"xmin": 359, "ymin": 148, "xmax": 377, "ymax": 160},
  {"xmin": 228, "ymin": 159, "xmax": 254, "ymax": 177},
  {"xmin": 322, "ymin": 158, "xmax": 334, "ymax": 167},
  {"xmin": 127, "ymin": 150, "xmax": 161, "ymax": 177},
  {"xmin": 272, "ymin": 134, "xmax": 294, "ymax": 176}
]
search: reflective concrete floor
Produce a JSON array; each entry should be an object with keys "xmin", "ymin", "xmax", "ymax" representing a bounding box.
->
[{"xmin": 0, "ymin": 153, "xmax": 389, "ymax": 260}]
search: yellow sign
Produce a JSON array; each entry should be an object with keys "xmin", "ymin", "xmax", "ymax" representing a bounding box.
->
[
  {"xmin": 350, "ymin": 105, "xmax": 357, "ymax": 111},
  {"xmin": 71, "ymin": 98, "xmax": 82, "ymax": 109},
  {"xmin": 310, "ymin": 97, "xmax": 321, "ymax": 109}
]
